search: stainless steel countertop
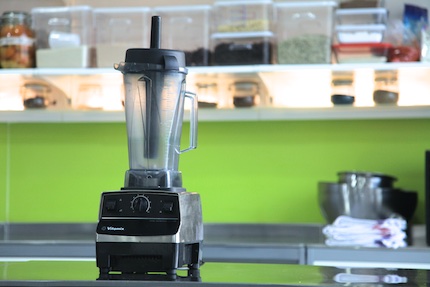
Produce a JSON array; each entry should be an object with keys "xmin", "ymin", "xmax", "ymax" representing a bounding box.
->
[
  {"xmin": 0, "ymin": 223, "xmax": 322, "ymax": 264},
  {"xmin": 0, "ymin": 223, "xmax": 429, "ymax": 268}
]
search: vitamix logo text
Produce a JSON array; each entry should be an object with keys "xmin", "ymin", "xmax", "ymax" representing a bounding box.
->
[{"xmin": 105, "ymin": 226, "xmax": 125, "ymax": 231}]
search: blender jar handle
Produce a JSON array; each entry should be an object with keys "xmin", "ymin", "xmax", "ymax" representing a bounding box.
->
[{"xmin": 180, "ymin": 91, "xmax": 198, "ymax": 153}]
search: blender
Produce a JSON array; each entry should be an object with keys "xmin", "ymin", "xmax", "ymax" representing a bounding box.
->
[{"xmin": 96, "ymin": 16, "xmax": 202, "ymax": 281}]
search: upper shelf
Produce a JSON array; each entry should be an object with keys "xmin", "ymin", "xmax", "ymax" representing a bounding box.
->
[{"xmin": 1, "ymin": 62, "xmax": 430, "ymax": 76}]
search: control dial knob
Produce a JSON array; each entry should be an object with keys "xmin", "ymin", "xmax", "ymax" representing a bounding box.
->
[{"xmin": 131, "ymin": 195, "xmax": 151, "ymax": 213}]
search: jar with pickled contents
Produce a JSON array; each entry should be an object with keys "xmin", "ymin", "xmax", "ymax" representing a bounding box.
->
[{"xmin": 0, "ymin": 11, "xmax": 35, "ymax": 68}]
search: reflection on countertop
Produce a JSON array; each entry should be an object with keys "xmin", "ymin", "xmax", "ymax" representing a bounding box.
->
[{"xmin": 0, "ymin": 261, "xmax": 429, "ymax": 287}]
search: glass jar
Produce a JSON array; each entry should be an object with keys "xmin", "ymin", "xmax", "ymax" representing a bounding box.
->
[
  {"xmin": 373, "ymin": 70, "xmax": 399, "ymax": 105},
  {"xmin": 331, "ymin": 71, "xmax": 355, "ymax": 105},
  {"xmin": 0, "ymin": 11, "xmax": 36, "ymax": 68},
  {"xmin": 196, "ymin": 83, "xmax": 218, "ymax": 108}
]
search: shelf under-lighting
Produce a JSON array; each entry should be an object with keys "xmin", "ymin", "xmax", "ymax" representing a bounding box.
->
[{"xmin": 1, "ymin": 105, "xmax": 430, "ymax": 123}]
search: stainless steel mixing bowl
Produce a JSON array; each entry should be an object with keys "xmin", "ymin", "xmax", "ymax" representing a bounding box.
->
[{"xmin": 318, "ymin": 182, "xmax": 417, "ymax": 223}]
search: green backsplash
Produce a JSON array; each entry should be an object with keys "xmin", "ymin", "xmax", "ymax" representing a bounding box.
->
[{"xmin": 1, "ymin": 118, "xmax": 429, "ymax": 224}]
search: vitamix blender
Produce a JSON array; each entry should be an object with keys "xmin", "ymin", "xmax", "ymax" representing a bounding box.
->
[{"xmin": 96, "ymin": 16, "xmax": 202, "ymax": 281}]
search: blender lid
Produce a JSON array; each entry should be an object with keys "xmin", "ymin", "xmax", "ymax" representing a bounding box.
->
[{"xmin": 115, "ymin": 16, "xmax": 187, "ymax": 74}]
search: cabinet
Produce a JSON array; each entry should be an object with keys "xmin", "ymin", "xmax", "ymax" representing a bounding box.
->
[{"xmin": 1, "ymin": 62, "xmax": 430, "ymax": 123}]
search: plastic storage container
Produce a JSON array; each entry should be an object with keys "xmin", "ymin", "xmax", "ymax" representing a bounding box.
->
[
  {"xmin": 339, "ymin": 0, "xmax": 383, "ymax": 8},
  {"xmin": 335, "ymin": 24, "xmax": 386, "ymax": 43},
  {"xmin": 211, "ymin": 31, "xmax": 273, "ymax": 65},
  {"xmin": 332, "ymin": 42, "xmax": 392, "ymax": 63},
  {"xmin": 153, "ymin": 5, "xmax": 211, "ymax": 66},
  {"xmin": 213, "ymin": 0, "xmax": 273, "ymax": 33},
  {"xmin": 274, "ymin": 1, "xmax": 337, "ymax": 64},
  {"xmin": 335, "ymin": 8, "xmax": 387, "ymax": 25},
  {"xmin": 31, "ymin": 6, "xmax": 93, "ymax": 68},
  {"xmin": 93, "ymin": 7, "xmax": 151, "ymax": 68}
]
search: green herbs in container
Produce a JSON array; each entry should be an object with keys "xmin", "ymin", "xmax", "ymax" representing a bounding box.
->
[
  {"xmin": 274, "ymin": 1, "xmax": 337, "ymax": 64},
  {"xmin": 277, "ymin": 34, "xmax": 331, "ymax": 64}
]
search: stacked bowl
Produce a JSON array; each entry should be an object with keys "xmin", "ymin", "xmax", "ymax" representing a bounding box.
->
[{"xmin": 318, "ymin": 171, "xmax": 417, "ymax": 223}]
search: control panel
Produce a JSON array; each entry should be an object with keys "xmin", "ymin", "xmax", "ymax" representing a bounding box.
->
[
  {"xmin": 100, "ymin": 191, "xmax": 179, "ymax": 219},
  {"xmin": 96, "ymin": 190, "xmax": 181, "ymax": 236}
]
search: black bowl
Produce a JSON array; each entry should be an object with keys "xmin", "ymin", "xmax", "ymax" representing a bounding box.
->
[
  {"xmin": 373, "ymin": 90, "xmax": 399, "ymax": 104},
  {"xmin": 331, "ymin": 94, "xmax": 355, "ymax": 105},
  {"xmin": 233, "ymin": 96, "xmax": 255, "ymax": 107}
]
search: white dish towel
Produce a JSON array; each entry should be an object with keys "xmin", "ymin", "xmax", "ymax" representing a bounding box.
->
[{"xmin": 322, "ymin": 215, "xmax": 407, "ymax": 248}]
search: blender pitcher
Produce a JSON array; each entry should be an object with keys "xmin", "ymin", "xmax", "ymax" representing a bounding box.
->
[{"xmin": 115, "ymin": 16, "xmax": 197, "ymax": 190}]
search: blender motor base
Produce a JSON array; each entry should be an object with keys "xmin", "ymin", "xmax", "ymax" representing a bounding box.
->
[{"xmin": 96, "ymin": 242, "xmax": 202, "ymax": 281}]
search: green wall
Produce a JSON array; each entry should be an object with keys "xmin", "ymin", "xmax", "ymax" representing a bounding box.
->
[{"xmin": 1, "ymin": 119, "xmax": 428, "ymax": 224}]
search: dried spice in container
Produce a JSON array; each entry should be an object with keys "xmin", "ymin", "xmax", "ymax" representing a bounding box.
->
[
  {"xmin": 0, "ymin": 11, "xmax": 35, "ymax": 68},
  {"xmin": 278, "ymin": 34, "xmax": 331, "ymax": 64},
  {"xmin": 217, "ymin": 19, "xmax": 270, "ymax": 33}
]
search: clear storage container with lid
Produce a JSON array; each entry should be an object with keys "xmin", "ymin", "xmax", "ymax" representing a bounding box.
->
[
  {"xmin": 153, "ymin": 5, "xmax": 211, "ymax": 66},
  {"xmin": 0, "ymin": 11, "xmax": 35, "ymax": 68},
  {"xmin": 274, "ymin": 1, "xmax": 337, "ymax": 64},
  {"xmin": 332, "ymin": 42, "xmax": 391, "ymax": 63},
  {"xmin": 94, "ymin": 7, "xmax": 151, "ymax": 68},
  {"xmin": 335, "ymin": 8, "xmax": 387, "ymax": 25},
  {"xmin": 31, "ymin": 6, "xmax": 93, "ymax": 68},
  {"xmin": 335, "ymin": 24, "xmax": 386, "ymax": 43},
  {"xmin": 213, "ymin": 0, "xmax": 273, "ymax": 33}
]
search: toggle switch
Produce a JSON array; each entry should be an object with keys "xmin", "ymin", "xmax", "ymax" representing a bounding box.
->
[
  {"xmin": 105, "ymin": 200, "xmax": 117, "ymax": 211},
  {"xmin": 162, "ymin": 201, "xmax": 174, "ymax": 213}
]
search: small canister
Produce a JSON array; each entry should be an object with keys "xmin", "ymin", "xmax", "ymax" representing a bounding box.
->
[
  {"xmin": 331, "ymin": 71, "xmax": 355, "ymax": 105},
  {"xmin": 0, "ymin": 11, "xmax": 36, "ymax": 68},
  {"xmin": 373, "ymin": 70, "xmax": 399, "ymax": 105}
]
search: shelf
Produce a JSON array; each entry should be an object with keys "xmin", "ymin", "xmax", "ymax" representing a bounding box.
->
[
  {"xmin": 1, "ymin": 106, "xmax": 430, "ymax": 123},
  {"xmin": 1, "ymin": 62, "xmax": 430, "ymax": 123},
  {"xmin": 1, "ymin": 62, "xmax": 430, "ymax": 76},
  {"xmin": 194, "ymin": 106, "xmax": 430, "ymax": 122}
]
